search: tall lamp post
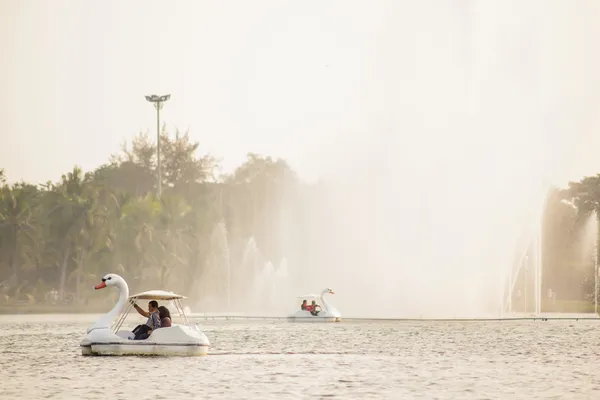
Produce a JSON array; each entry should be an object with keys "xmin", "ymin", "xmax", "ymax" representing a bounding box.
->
[{"xmin": 145, "ymin": 94, "xmax": 171, "ymax": 196}]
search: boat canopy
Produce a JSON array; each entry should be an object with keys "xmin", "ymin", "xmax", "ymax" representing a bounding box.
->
[
  {"xmin": 297, "ymin": 293, "xmax": 321, "ymax": 300},
  {"xmin": 129, "ymin": 290, "xmax": 187, "ymax": 301}
]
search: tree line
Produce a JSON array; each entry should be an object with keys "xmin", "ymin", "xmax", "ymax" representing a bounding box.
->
[
  {"xmin": 1, "ymin": 126, "xmax": 600, "ymax": 312},
  {"xmin": 0, "ymin": 127, "xmax": 302, "ymax": 309}
]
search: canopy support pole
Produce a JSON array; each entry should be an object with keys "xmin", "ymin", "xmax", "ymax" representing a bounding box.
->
[
  {"xmin": 113, "ymin": 298, "xmax": 136, "ymax": 333},
  {"xmin": 173, "ymin": 299, "xmax": 190, "ymax": 326}
]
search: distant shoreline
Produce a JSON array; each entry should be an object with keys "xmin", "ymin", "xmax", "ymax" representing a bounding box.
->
[{"xmin": 0, "ymin": 302, "xmax": 595, "ymax": 316}]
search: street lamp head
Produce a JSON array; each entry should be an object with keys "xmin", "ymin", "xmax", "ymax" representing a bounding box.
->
[{"xmin": 145, "ymin": 94, "xmax": 170, "ymax": 103}]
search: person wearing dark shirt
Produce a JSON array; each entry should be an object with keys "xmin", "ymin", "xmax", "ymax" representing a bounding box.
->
[
  {"xmin": 309, "ymin": 300, "xmax": 321, "ymax": 316},
  {"xmin": 131, "ymin": 300, "xmax": 161, "ymax": 340}
]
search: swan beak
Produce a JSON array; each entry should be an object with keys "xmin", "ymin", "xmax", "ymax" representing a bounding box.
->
[
  {"xmin": 94, "ymin": 282, "xmax": 107, "ymax": 290},
  {"xmin": 330, "ymin": 290, "xmax": 335, "ymax": 294}
]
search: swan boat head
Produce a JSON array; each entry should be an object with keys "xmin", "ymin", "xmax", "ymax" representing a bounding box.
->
[
  {"xmin": 94, "ymin": 273, "xmax": 128, "ymax": 292},
  {"xmin": 86, "ymin": 273, "xmax": 130, "ymax": 334}
]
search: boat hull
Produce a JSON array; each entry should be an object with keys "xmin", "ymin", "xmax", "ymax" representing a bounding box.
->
[
  {"xmin": 287, "ymin": 316, "xmax": 341, "ymax": 323},
  {"xmin": 80, "ymin": 325, "xmax": 210, "ymax": 356},
  {"xmin": 287, "ymin": 310, "xmax": 341, "ymax": 323},
  {"xmin": 81, "ymin": 342, "xmax": 208, "ymax": 356}
]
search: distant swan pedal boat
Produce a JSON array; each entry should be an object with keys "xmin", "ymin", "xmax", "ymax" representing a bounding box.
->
[
  {"xmin": 288, "ymin": 288, "xmax": 341, "ymax": 323},
  {"xmin": 80, "ymin": 273, "xmax": 210, "ymax": 356}
]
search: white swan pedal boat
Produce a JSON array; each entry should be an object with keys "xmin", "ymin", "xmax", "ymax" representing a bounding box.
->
[
  {"xmin": 287, "ymin": 288, "xmax": 341, "ymax": 323},
  {"xmin": 80, "ymin": 273, "xmax": 210, "ymax": 356}
]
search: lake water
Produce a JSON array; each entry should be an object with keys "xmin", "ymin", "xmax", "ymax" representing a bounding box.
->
[{"xmin": 1, "ymin": 314, "xmax": 599, "ymax": 399}]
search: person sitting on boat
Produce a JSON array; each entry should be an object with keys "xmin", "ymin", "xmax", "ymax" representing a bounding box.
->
[
  {"xmin": 131, "ymin": 300, "xmax": 161, "ymax": 339},
  {"xmin": 309, "ymin": 300, "xmax": 321, "ymax": 316},
  {"xmin": 158, "ymin": 306, "xmax": 172, "ymax": 328},
  {"xmin": 301, "ymin": 300, "xmax": 308, "ymax": 310}
]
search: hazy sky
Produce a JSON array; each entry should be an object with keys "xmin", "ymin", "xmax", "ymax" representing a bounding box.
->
[{"xmin": 2, "ymin": 1, "xmax": 600, "ymax": 187}]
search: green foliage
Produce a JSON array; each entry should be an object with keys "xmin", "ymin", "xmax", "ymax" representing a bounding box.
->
[
  {"xmin": 541, "ymin": 177, "xmax": 600, "ymax": 305},
  {"xmin": 2, "ymin": 127, "xmax": 599, "ymax": 310},
  {"xmin": 0, "ymin": 128, "xmax": 298, "ymax": 306}
]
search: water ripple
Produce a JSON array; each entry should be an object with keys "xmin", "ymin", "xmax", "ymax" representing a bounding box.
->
[{"xmin": 0, "ymin": 316, "xmax": 599, "ymax": 399}]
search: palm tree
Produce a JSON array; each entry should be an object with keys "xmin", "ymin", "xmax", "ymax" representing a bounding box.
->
[
  {"xmin": 0, "ymin": 183, "xmax": 40, "ymax": 285},
  {"xmin": 44, "ymin": 167, "xmax": 103, "ymax": 301}
]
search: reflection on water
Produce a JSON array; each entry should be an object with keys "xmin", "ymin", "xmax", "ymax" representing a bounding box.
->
[{"xmin": 1, "ymin": 314, "xmax": 599, "ymax": 399}]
